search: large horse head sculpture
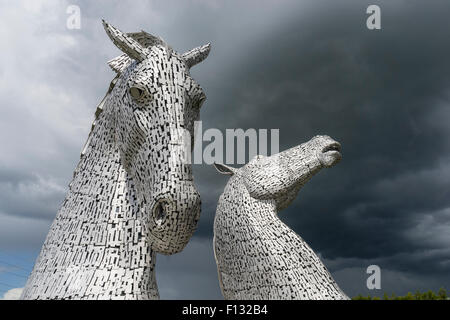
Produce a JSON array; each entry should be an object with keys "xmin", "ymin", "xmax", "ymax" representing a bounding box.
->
[
  {"xmin": 102, "ymin": 21, "xmax": 210, "ymax": 254},
  {"xmin": 21, "ymin": 21, "xmax": 211, "ymax": 300}
]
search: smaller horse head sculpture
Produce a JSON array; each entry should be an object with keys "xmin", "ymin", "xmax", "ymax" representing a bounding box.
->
[
  {"xmin": 103, "ymin": 21, "xmax": 210, "ymax": 254},
  {"xmin": 215, "ymin": 135, "xmax": 342, "ymax": 210},
  {"xmin": 213, "ymin": 135, "xmax": 346, "ymax": 299}
]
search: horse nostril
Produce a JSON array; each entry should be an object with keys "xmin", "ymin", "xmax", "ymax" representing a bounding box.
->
[{"xmin": 153, "ymin": 200, "xmax": 168, "ymax": 225}]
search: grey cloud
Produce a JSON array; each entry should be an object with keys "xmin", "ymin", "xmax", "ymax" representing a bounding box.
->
[
  {"xmin": 156, "ymin": 239, "xmax": 222, "ymax": 299},
  {"xmin": 0, "ymin": 212, "xmax": 51, "ymax": 251},
  {"xmin": 0, "ymin": 167, "xmax": 65, "ymax": 220}
]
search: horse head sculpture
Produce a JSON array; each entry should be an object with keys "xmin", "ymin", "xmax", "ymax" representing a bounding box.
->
[
  {"xmin": 213, "ymin": 135, "xmax": 348, "ymax": 300},
  {"xmin": 21, "ymin": 21, "xmax": 211, "ymax": 299},
  {"xmin": 102, "ymin": 21, "xmax": 210, "ymax": 254}
]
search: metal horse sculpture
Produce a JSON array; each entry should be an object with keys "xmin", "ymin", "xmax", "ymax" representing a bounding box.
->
[
  {"xmin": 21, "ymin": 21, "xmax": 210, "ymax": 299},
  {"xmin": 213, "ymin": 135, "xmax": 349, "ymax": 300}
]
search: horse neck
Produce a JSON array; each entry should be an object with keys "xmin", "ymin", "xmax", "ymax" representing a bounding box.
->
[
  {"xmin": 23, "ymin": 107, "xmax": 159, "ymax": 300},
  {"xmin": 229, "ymin": 184, "xmax": 323, "ymax": 269},
  {"xmin": 218, "ymin": 177, "xmax": 347, "ymax": 299},
  {"xmin": 224, "ymin": 176, "xmax": 279, "ymax": 221}
]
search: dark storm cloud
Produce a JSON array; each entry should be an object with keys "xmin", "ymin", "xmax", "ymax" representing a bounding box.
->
[
  {"xmin": 188, "ymin": 0, "xmax": 450, "ymax": 296},
  {"xmin": 156, "ymin": 239, "xmax": 222, "ymax": 299}
]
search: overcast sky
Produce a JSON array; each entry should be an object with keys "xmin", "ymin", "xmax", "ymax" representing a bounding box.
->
[{"xmin": 1, "ymin": 0, "xmax": 450, "ymax": 299}]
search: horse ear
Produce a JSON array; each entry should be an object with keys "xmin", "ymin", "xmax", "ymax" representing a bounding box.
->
[
  {"xmin": 214, "ymin": 163, "xmax": 235, "ymax": 176},
  {"xmin": 107, "ymin": 31, "xmax": 170, "ymax": 74},
  {"xmin": 102, "ymin": 20, "xmax": 148, "ymax": 62},
  {"xmin": 107, "ymin": 53, "xmax": 130, "ymax": 74},
  {"xmin": 182, "ymin": 43, "xmax": 211, "ymax": 68}
]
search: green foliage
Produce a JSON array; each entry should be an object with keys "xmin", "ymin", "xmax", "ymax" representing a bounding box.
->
[{"xmin": 352, "ymin": 288, "xmax": 448, "ymax": 300}]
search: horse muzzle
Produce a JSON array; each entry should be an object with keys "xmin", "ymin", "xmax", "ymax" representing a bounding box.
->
[{"xmin": 147, "ymin": 181, "xmax": 201, "ymax": 254}]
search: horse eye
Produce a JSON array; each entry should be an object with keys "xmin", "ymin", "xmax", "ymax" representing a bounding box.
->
[{"xmin": 130, "ymin": 87, "xmax": 143, "ymax": 99}]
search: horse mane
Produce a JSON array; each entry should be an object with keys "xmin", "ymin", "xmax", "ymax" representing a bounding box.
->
[{"xmin": 78, "ymin": 75, "xmax": 117, "ymax": 160}]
